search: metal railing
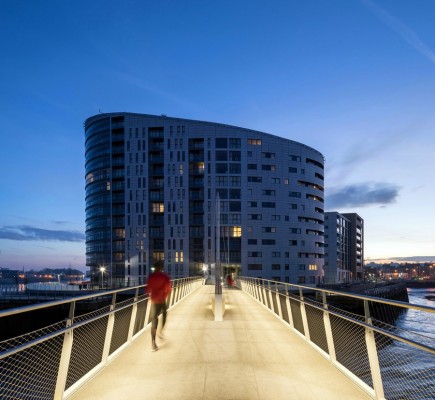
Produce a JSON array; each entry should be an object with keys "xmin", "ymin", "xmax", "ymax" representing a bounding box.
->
[
  {"xmin": 237, "ymin": 277, "xmax": 435, "ymax": 400},
  {"xmin": 0, "ymin": 277, "xmax": 203, "ymax": 400}
]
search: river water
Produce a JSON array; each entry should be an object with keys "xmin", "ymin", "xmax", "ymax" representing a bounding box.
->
[
  {"xmin": 382, "ymin": 287, "xmax": 435, "ymax": 400},
  {"xmin": 395, "ymin": 287, "xmax": 435, "ymax": 341}
]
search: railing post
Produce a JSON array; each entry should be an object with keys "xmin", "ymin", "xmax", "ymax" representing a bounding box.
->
[
  {"xmin": 322, "ymin": 292, "xmax": 336, "ymax": 362},
  {"xmin": 285, "ymin": 284, "xmax": 294, "ymax": 329},
  {"xmin": 275, "ymin": 282, "xmax": 283, "ymax": 319},
  {"xmin": 262, "ymin": 280, "xmax": 268, "ymax": 307},
  {"xmin": 169, "ymin": 282, "xmax": 176, "ymax": 307},
  {"xmin": 253, "ymin": 279, "xmax": 259, "ymax": 300},
  {"xmin": 54, "ymin": 301, "xmax": 75, "ymax": 400},
  {"xmin": 268, "ymin": 281, "xmax": 275, "ymax": 313},
  {"xmin": 102, "ymin": 293, "xmax": 117, "ymax": 363},
  {"xmin": 299, "ymin": 287, "xmax": 310, "ymax": 341},
  {"xmin": 127, "ymin": 288, "xmax": 139, "ymax": 342},
  {"xmin": 364, "ymin": 300, "xmax": 385, "ymax": 400}
]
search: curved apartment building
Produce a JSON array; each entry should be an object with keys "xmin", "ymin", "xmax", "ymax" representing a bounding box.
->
[{"xmin": 85, "ymin": 113, "xmax": 325, "ymax": 287}]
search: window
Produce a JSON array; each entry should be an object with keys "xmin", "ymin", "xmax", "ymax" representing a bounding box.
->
[
  {"xmin": 262, "ymin": 239, "xmax": 276, "ymax": 245},
  {"xmin": 289, "ymin": 192, "xmax": 301, "ymax": 198},
  {"xmin": 248, "ymin": 239, "xmax": 257, "ymax": 245},
  {"xmin": 248, "ymin": 201, "xmax": 257, "ymax": 207},
  {"xmin": 231, "ymin": 226, "xmax": 242, "ymax": 237},
  {"xmin": 216, "ymin": 151, "xmax": 227, "ymax": 161},
  {"xmin": 216, "ymin": 138, "xmax": 227, "ymax": 148},
  {"xmin": 262, "ymin": 152, "xmax": 275, "ymax": 158},
  {"xmin": 229, "ymin": 138, "xmax": 241, "ymax": 148},
  {"xmin": 248, "ymin": 264, "xmax": 262, "ymax": 270},
  {"xmin": 272, "ymin": 178, "xmax": 280, "ymax": 183},
  {"xmin": 262, "ymin": 202, "xmax": 275, "ymax": 208},
  {"xmin": 152, "ymin": 203, "xmax": 164, "ymax": 213},
  {"xmin": 248, "ymin": 176, "xmax": 262, "ymax": 183},
  {"xmin": 271, "ymin": 215, "xmax": 280, "ymax": 221},
  {"xmin": 229, "ymin": 201, "xmax": 241, "ymax": 211},
  {"xmin": 262, "ymin": 227, "xmax": 276, "ymax": 233},
  {"xmin": 229, "ymin": 176, "xmax": 241, "ymax": 186},
  {"xmin": 262, "ymin": 189, "xmax": 275, "ymax": 196},
  {"xmin": 290, "ymin": 155, "xmax": 301, "ymax": 162},
  {"xmin": 297, "ymin": 276, "xmax": 306, "ymax": 284},
  {"xmin": 229, "ymin": 151, "xmax": 241, "ymax": 161},
  {"xmin": 290, "ymin": 228, "xmax": 301, "ymax": 234},
  {"xmin": 248, "ymin": 251, "xmax": 262, "ymax": 257},
  {"xmin": 229, "ymin": 189, "xmax": 241, "ymax": 199},
  {"xmin": 262, "ymin": 164, "xmax": 276, "ymax": 171},
  {"xmin": 229, "ymin": 163, "xmax": 241, "ymax": 174},
  {"xmin": 309, "ymin": 264, "xmax": 318, "ymax": 270},
  {"xmin": 248, "ymin": 164, "xmax": 257, "ymax": 170},
  {"xmin": 289, "ymin": 240, "xmax": 297, "ymax": 246},
  {"xmin": 298, "ymin": 264, "xmax": 306, "ymax": 270},
  {"xmin": 272, "ymin": 264, "xmax": 280, "ymax": 270},
  {"xmin": 289, "ymin": 167, "xmax": 297, "ymax": 173},
  {"xmin": 248, "ymin": 214, "xmax": 262, "ymax": 220},
  {"xmin": 216, "ymin": 176, "xmax": 227, "ymax": 186},
  {"xmin": 272, "ymin": 252, "xmax": 281, "ymax": 257},
  {"xmin": 216, "ymin": 163, "xmax": 228, "ymax": 174},
  {"xmin": 248, "ymin": 139, "xmax": 262, "ymax": 145}
]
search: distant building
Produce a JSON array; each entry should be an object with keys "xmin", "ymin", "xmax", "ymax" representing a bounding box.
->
[
  {"xmin": 342, "ymin": 213, "xmax": 364, "ymax": 281},
  {"xmin": 324, "ymin": 212, "xmax": 364, "ymax": 283},
  {"xmin": 85, "ymin": 113, "xmax": 325, "ymax": 287}
]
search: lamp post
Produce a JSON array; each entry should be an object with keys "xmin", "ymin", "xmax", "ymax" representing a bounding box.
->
[{"xmin": 100, "ymin": 266, "xmax": 106, "ymax": 289}]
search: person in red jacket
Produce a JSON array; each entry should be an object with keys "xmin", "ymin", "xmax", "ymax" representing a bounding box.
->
[{"xmin": 147, "ymin": 260, "xmax": 171, "ymax": 352}]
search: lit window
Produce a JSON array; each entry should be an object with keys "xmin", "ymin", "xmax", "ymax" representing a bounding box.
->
[
  {"xmin": 152, "ymin": 203, "xmax": 164, "ymax": 213},
  {"xmin": 231, "ymin": 226, "xmax": 242, "ymax": 237}
]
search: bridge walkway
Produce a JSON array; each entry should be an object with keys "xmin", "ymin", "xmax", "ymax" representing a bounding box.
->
[{"xmin": 69, "ymin": 284, "xmax": 371, "ymax": 400}]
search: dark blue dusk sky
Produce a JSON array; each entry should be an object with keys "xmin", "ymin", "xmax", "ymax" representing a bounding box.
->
[{"xmin": 1, "ymin": 0, "xmax": 435, "ymax": 270}]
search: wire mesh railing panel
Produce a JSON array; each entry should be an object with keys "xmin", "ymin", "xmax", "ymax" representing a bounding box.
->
[
  {"xmin": 289, "ymin": 297, "xmax": 305, "ymax": 335},
  {"xmin": 377, "ymin": 339, "xmax": 434, "ymax": 400},
  {"xmin": 109, "ymin": 305, "xmax": 133, "ymax": 355},
  {"xmin": 0, "ymin": 320, "xmax": 66, "ymax": 353},
  {"xmin": 330, "ymin": 314, "xmax": 373, "ymax": 388},
  {"xmin": 305, "ymin": 303, "xmax": 328, "ymax": 353},
  {"xmin": 65, "ymin": 316, "xmax": 108, "ymax": 389},
  {"xmin": 133, "ymin": 299, "xmax": 148, "ymax": 335},
  {"xmin": 0, "ymin": 335, "xmax": 63, "ymax": 400},
  {"xmin": 279, "ymin": 293, "xmax": 289, "ymax": 324},
  {"xmin": 370, "ymin": 317, "xmax": 435, "ymax": 400}
]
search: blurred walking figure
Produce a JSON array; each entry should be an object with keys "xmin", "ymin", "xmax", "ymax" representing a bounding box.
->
[
  {"xmin": 226, "ymin": 274, "xmax": 234, "ymax": 288},
  {"xmin": 147, "ymin": 260, "xmax": 171, "ymax": 352}
]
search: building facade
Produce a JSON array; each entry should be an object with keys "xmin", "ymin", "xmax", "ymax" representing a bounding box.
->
[
  {"xmin": 85, "ymin": 113, "xmax": 325, "ymax": 287},
  {"xmin": 342, "ymin": 213, "xmax": 364, "ymax": 281},
  {"xmin": 324, "ymin": 212, "xmax": 364, "ymax": 283}
]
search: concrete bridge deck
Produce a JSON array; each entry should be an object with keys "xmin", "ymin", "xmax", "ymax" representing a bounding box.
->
[{"xmin": 69, "ymin": 284, "xmax": 371, "ymax": 400}]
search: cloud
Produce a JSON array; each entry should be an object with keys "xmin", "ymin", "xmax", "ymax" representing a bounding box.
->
[
  {"xmin": 361, "ymin": 0, "xmax": 435, "ymax": 64},
  {"xmin": 326, "ymin": 182, "xmax": 400, "ymax": 209},
  {"xmin": 0, "ymin": 225, "xmax": 85, "ymax": 243}
]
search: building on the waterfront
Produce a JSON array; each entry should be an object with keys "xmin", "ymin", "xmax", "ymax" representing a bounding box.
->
[
  {"xmin": 324, "ymin": 212, "xmax": 364, "ymax": 283},
  {"xmin": 85, "ymin": 113, "xmax": 325, "ymax": 287}
]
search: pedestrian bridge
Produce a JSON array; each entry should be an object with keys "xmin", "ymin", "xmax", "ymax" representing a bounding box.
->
[{"xmin": 0, "ymin": 278, "xmax": 434, "ymax": 400}]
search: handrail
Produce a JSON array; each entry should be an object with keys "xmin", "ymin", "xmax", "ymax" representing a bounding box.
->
[{"xmin": 253, "ymin": 277, "xmax": 435, "ymax": 313}]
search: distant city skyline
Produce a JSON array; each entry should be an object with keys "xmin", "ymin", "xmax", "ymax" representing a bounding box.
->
[{"xmin": 1, "ymin": 0, "xmax": 434, "ymax": 270}]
